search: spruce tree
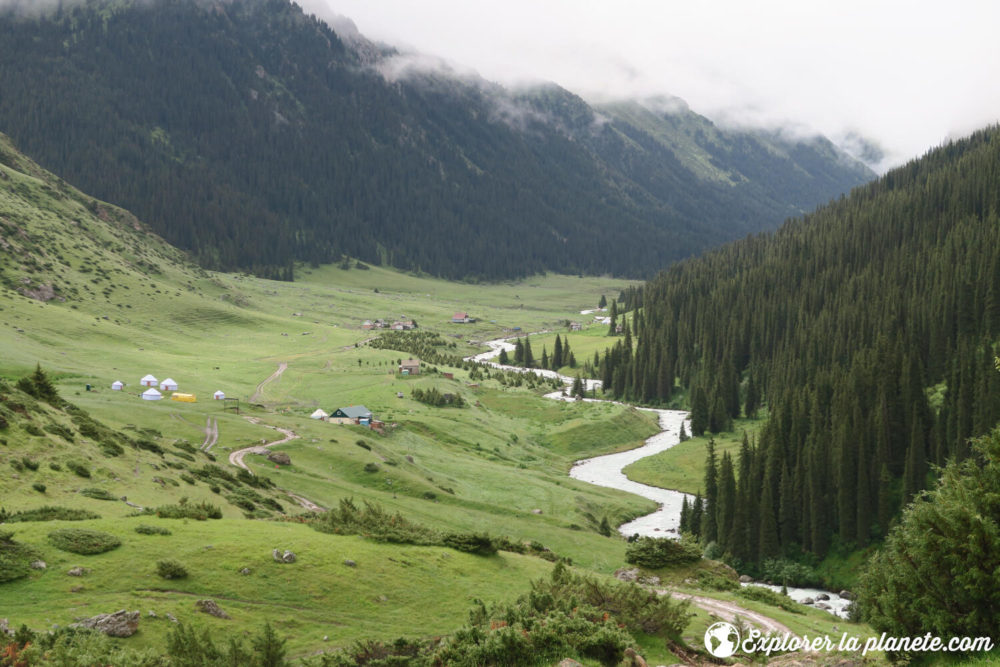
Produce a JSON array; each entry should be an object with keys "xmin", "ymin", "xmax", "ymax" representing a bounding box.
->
[
  {"xmin": 690, "ymin": 387, "xmax": 709, "ymax": 436},
  {"xmin": 553, "ymin": 335, "xmax": 563, "ymax": 369},
  {"xmin": 701, "ymin": 440, "xmax": 719, "ymax": 543}
]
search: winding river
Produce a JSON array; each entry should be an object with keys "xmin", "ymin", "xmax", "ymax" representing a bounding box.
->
[{"xmin": 468, "ymin": 335, "xmax": 852, "ymax": 618}]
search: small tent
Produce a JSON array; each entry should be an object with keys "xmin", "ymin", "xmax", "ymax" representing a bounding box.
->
[
  {"xmin": 111, "ymin": 381, "xmax": 124, "ymax": 391},
  {"xmin": 140, "ymin": 374, "xmax": 158, "ymax": 387},
  {"xmin": 141, "ymin": 388, "xmax": 163, "ymax": 401},
  {"xmin": 160, "ymin": 378, "xmax": 178, "ymax": 391},
  {"xmin": 213, "ymin": 390, "xmax": 226, "ymax": 400},
  {"xmin": 310, "ymin": 408, "xmax": 328, "ymax": 420}
]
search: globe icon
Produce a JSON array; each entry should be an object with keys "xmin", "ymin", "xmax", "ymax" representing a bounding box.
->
[{"xmin": 704, "ymin": 621, "xmax": 741, "ymax": 658}]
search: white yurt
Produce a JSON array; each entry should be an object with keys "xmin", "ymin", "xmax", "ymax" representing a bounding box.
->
[
  {"xmin": 310, "ymin": 408, "xmax": 328, "ymax": 420},
  {"xmin": 111, "ymin": 380, "xmax": 124, "ymax": 391},
  {"xmin": 160, "ymin": 378, "xmax": 178, "ymax": 391},
  {"xmin": 141, "ymin": 388, "xmax": 163, "ymax": 401},
  {"xmin": 213, "ymin": 390, "xmax": 226, "ymax": 400},
  {"xmin": 140, "ymin": 374, "xmax": 158, "ymax": 387}
]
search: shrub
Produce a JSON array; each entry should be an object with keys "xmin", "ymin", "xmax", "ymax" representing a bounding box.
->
[
  {"xmin": 180, "ymin": 473, "xmax": 196, "ymax": 485},
  {"xmin": 99, "ymin": 441, "xmax": 124, "ymax": 457},
  {"xmin": 354, "ymin": 440, "xmax": 371, "ymax": 451},
  {"xmin": 760, "ymin": 558, "xmax": 820, "ymax": 588},
  {"xmin": 156, "ymin": 559, "xmax": 188, "ymax": 580},
  {"xmin": 736, "ymin": 586, "xmax": 804, "ymax": 614},
  {"xmin": 695, "ymin": 569, "xmax": 739, "ymax": 592},
  {"xmin": 0, "ymin": 531, "xmax": 41, "ymax": 582},
  {"xmin": 142, "ymin": 502, "xmax": 223, "ymax": 521},
  {"xmin": 31, "ymin": 482, "xmax": 46, "ymax": 493},
  {"xmin": 48, "ymin": 461, "xmax": 61, "ymax": 471},
  {"xmin": 442, "ymin": 532, "xmax": 498, "ymax": 556},
  {"xmin": 43, "ymin": 422, "xmax": 74, "ymax": 441},
  {"xmin": 79, "ymin": 487, "xmax": 116, "ymax": 501},
  {"xmin": 135, "ymin": 439, "xmax": 164, "ymax": 456},
  {"xmin": 363, "ymin": 462, "xmax": 379, "ymax": 473},
  {"xmin": 23, "ymin": 424, "xmax": 43, "ymax": 437},
  {"xmin": 5, "ymin": 506, "xmax": 100, "ymax": 522},
  {"xmin": 624, "ymin": 536, "xmax": 701, "ymax": 569},
  {"xmin": 135, "ymin": 524, "xmax": 172, "ymax": 536},
  {"xmin": 311, "ymin": 498, "xmax": 439, "ymax": 546},
  {"xmin": 48, "ymin": 528, "xmax": 121, "ymax": 554},
  {"xmin": 20, "ymin": 457, "xmax": 39, "ymax": 471},
  {"xmin": 66, "ymin": 461, "xmax": 91, "ymax": 478}
]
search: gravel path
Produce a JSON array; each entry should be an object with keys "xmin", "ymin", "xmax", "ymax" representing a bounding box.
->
[{"xmin": 250, "ymin": 362, "xmax": 288, "ymax": 403}]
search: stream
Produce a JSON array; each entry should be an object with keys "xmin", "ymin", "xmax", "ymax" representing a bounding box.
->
[{"xmin": 468, "ymin": 335, "xmax": 852, "ymax": 618}]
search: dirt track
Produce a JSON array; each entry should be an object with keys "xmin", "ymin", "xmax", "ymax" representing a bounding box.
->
[{"xmin": 250, "ymin": 362, "xmax": 288, "ymax": 403}]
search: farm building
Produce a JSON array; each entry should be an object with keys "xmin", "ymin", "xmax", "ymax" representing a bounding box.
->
[
  {"xmin": 141, "ymin": 388, "xmax": 163, "ymax": 401},
  {"xmin": 310, "ymin": 409, "xmax": 329, "ymax": 420},
  {"xmin": 213, "ymin": 390, "xmax": 226, "ymax": 400},
  {"xmin": 399, "ymin": 359, "xmax": 421, "ymax": 375},
  {"xmin": 140, "ymin": 374, "xmax": 158, "ymax": 387},
  {"xmin": 451, "ymin": 312, "xmax": 474, "ymax": 323},
  {"xmin": 160, "ymin": 378, "xmax": 178, "ymax": 391},
  {"xmin": 329, "ymin": 405, "xmax": 373, "ymax": 425},
  {"xmin": 111, "ymin": 381, "xmax": 124, "ymax": 391}
]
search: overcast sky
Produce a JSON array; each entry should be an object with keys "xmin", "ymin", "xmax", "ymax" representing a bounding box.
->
[{"xmin": 311, "ymin": 0, "xmax": 1000, "ymax": 170}]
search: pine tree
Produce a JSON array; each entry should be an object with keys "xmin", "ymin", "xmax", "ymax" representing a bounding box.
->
[
  {"xmin": 689, "ymin": 491, "xmax": 703, "ymax": 539},
  {"xmin": 608, "ymin": 300, "xmax": 618, "ymax": 336},
  {"xmin": 598, "ymin": 294, "xmax": 607, "ymax": 309},
  {"xmin": 701, "ymin": 439, "xmax": 719, "ymax": 543},
  {"xmin": 513, "ymin": 338, "xmax": 524, "ymax": 365},
  {"xmin": 498, "ymin": 348, "xmax": 509, "ymax": 365},
  {"xmin": 523, "ymin": 338, "xmax": 534, "ymax": 368},
  {"xmin": 716, "ymin": 452, "xmax": 736, "ymax": 553},
  {"xmin": 690, "ymin": 387, "xmax": 709, "ymax": 436},
  {"xmin": 553, "ymin": 335, "xmax": 563, "ymax": 369}
]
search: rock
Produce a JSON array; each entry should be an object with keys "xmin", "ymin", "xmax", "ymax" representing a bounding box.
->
[
  {"xmin": 817, "ymin": 593, "xmax": 830, "ymax": 601},
  {"xmin": 323, "ymin": 635, "xmax": 328, "ymax": 641},
  {"xmin": 195, "ymin": 599, "xmax": 230, "ymax": 619},
  {"xmin": 614, "ymin": 568, "xmax": 640, "ymax": 582},
  {"xmin": 815, "ymin": 602, "xmax": 831, "ymax": 610},
  {"xmin": 344, "ymin": 559, "xmax": 357, "ymax": 567},
  {"xmin": 30, "ymin": 560, "xmax": 46, "ymax": 570},
  {"xmin": 405, "ymin": 455, "xmax": 414, "ymax": 463},
  {"xmin": 70, "ymin": 585, "xmax": 84, "ymax": 593},
  {"xmin": 267, "ymin": 451, "xmax": 291, "ymax": 466},
  {"xmin": 67, "ymin": 566, "xmax": 90, "ymax": 577},
  {"xmin": 272, "ymin": 549, "xmax": 297, "ymax": 563},
  {"xmin": 71, "ymin": 610, "xmax": 140, "ymax": 637},
  {"xmin": 624, "ymin": 647, "xmax": 648, "ymax": 667},
  {"xmin": 839, "ymin": 589, "xmax": 856, "ymax": 600},
  {"xmin": 0, "ymin": 619, "xmax": 12, "ymax": 637},
  {"xmin": 801, "ymin": 597, "xmax": 815, "ymax": 605},
  {"xmin": 738, "ymin": 574, "xmax": 753, "ymax": 583},
  {"xmin": 557, "ymin": 660, "xmax": 584, "ymax": 667},
  {"xmin": 239, "ymin": 568, "xmax": 252, "ymax": 576},
  {"xmin": 147, "ymin": 610, "xmax": 157, "ymax": 618},
  {"xmin": 166, "ymin": 613, "xmax": 178, "ymax": 624},
  {"xmin": 639, "ymin": 575, "xmax": 661, "ymax": 586},
  {"xmin": 531, "ymin": 508, "xmax": 543, "ymax": 514}
]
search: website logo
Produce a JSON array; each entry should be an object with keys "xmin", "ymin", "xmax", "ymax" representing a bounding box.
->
[{"xmin": 705, "ymin": 621, "xmax": 741, "ymax": 658}]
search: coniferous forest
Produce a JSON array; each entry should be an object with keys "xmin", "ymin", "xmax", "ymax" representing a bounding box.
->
[
  {"xmin": 599, "ymin": 126, "xmax": 1000, "ymax": 567},
  {"xmin": 0, "ymin": 0, "xmax": 871, "ymax": 281}
]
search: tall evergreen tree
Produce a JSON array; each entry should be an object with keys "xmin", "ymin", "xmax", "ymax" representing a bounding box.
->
[{"xmin": 701, "ymin": 440, "xmax": 719, "ymax": 543}]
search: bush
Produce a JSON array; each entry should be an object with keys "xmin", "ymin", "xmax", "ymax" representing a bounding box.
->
[
  {"xmin": 31, "ymin": 482, "xmax": 46, "ymax": 493},
  {"xmin": 363, "ymin": 462, "xmax": 379, "ymax": 473},
  {"xmin": 79, "ymin": 487, "xmax": 116, "ymax": 501},
  {"xmin": 442, "ymin": 532, "xmax": 498, "ymax": 556},
  {"xmin": 66, "ymin": 461, "xmax": 91, "ymax": 478},
  {"xmin": 5, "ymin": 506, "xmax": 100, "ymax": 522},
  {"xmin": 760, "ymin": 558, "xmax": 820, "ymax": 588},
  {"xmin": 180, "ymin": 473, "xmax": 196, "ymax": 485},
  {"xmin": 23, "ymin": 424, "xmax": 43, "ymax": 437},
  {"xmin": 20, "ymin": 457, "xmax": 39, "ymax": 471},
  {"xmin": 736, "ymin": 585, "xmax": 804, "ymax": 614},
  {"xmin": 156, "ymin": 559, "xmax": 188, "ymax": 580},
  {"xmin": 48, "ymin": 461, "xmax": 61, "ymax": 471},
  {"xmin": 48, "ymin": 528, "xmax": 121, "ymax": 554},
  {"xmin": 354, "ymin": 440, "xmax": 371, "ymax": 451},
  {"xmin": 695, "ymin": 569, "xmax": 739, "ymax": 592},
  {"xmin": 142, "ymin": 502, "xmax": 223, "ymax": 521},
  {"xmin": 624, "ymin": 536, "xmax": 701, "ymax": 569},
  {"xmin": 135, "ymin": 524, "xmax": 172, "ymax": 536},
  {"xmin": 0, "ymin": 531, "xmax": 41, "ymax": 582}
]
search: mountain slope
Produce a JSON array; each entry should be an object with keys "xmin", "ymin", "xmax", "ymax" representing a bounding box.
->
[
  {"xmin": 601, "ymin": 125, "xmax": 1000, "ymax": 564},
  {"xmin": 0, "ymin": 0, "xmax": 872, "ymax": 280}
]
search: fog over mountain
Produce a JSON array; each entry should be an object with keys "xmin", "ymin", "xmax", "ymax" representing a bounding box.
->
[{"xmin": 315, "ymin": 0, "xmax": 1000, "ymax": 172}]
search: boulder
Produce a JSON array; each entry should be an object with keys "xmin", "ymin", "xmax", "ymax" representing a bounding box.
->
[
  {"xmin": 839, "ymin": 589, "xmax": 856, "ymax": 601},
  {"xmin": 639, "ymin": 575, "xmax": 661, "ymax": 586},
  {"xmin": 614, "ymin": 568, "xmax": 640, "ymax": 582},
  {"xmin": 0, "ymin": 619, "xmax": 12, "ymax": 637},
  {"xmin": 557, "ymin": 660, "xmax": 584, "ymax": 667},
  {"xmin": 272, "ymin": 548, "xmax": 297, "ymax": 563},
  {"xmin": 801, "ymin": 597, "xmax": 815, "ymax": 605},
  {"xmin": 531, "ymin": 508, "xmax": 543, "ymax": 515},
  {"xmin": 738, "ymin": 574, "xmax": 754, "ymax": 583},
  {"xmin": 67, "ymin": 566, "xmax": 90, "ymax": 577},
  {"xmin": 195, "ymin": 599, "xmax": 230, "ymax": 619},
  {"xmin": 344, "ymin": 559, "xmax": 357, "ymax": 567},
  {"xmin": 815, "ymin": 602, "xmax": 831, "ymax": 610},
  {"xmin": 30, "ymin": 560, "xmax": 46, "ymax": 570},
  {"xmin": 166, "ymin": 613, "xmax": 179, "ymax": 624},
  {"xmin": 817, "ymin": 593, "xmax": 830, "ymax": 601},
  {"xmin": 267, "ymin": 451, "xmax": 292, "ymax": 466},
  {"xmin": 239, "ymin": 568, "xmax": 252, "ymax": 576},
  {"xmin": 624, "ymin": 647, "xmax": 648, "ymax": 667},
  {"xmin": 71, "ymin": 610, "xmax": 140, "ymax": 637}
]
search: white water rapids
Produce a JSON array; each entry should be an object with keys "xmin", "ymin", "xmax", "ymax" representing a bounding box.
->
[{"xmin": 467, "ymin": 336, "xmax": 851, "ymax": 617}]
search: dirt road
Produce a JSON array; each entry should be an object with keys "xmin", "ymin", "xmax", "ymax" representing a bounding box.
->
[
  {"xmin": 662, "ymin": 590, "xmax": 793, "ymax": 635},
  {"xmin": 250, "ymin": 362, "xmax": 288, "ymax": 403}
]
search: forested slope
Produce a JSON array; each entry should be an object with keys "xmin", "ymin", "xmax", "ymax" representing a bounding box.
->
[
  {"xmin": 600, "ymin": 126, "xmax": 1000, "ymax": 564},
  {"xmin": 0, "ymin": 0, "xmax": 871, "ymax": 280}
]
